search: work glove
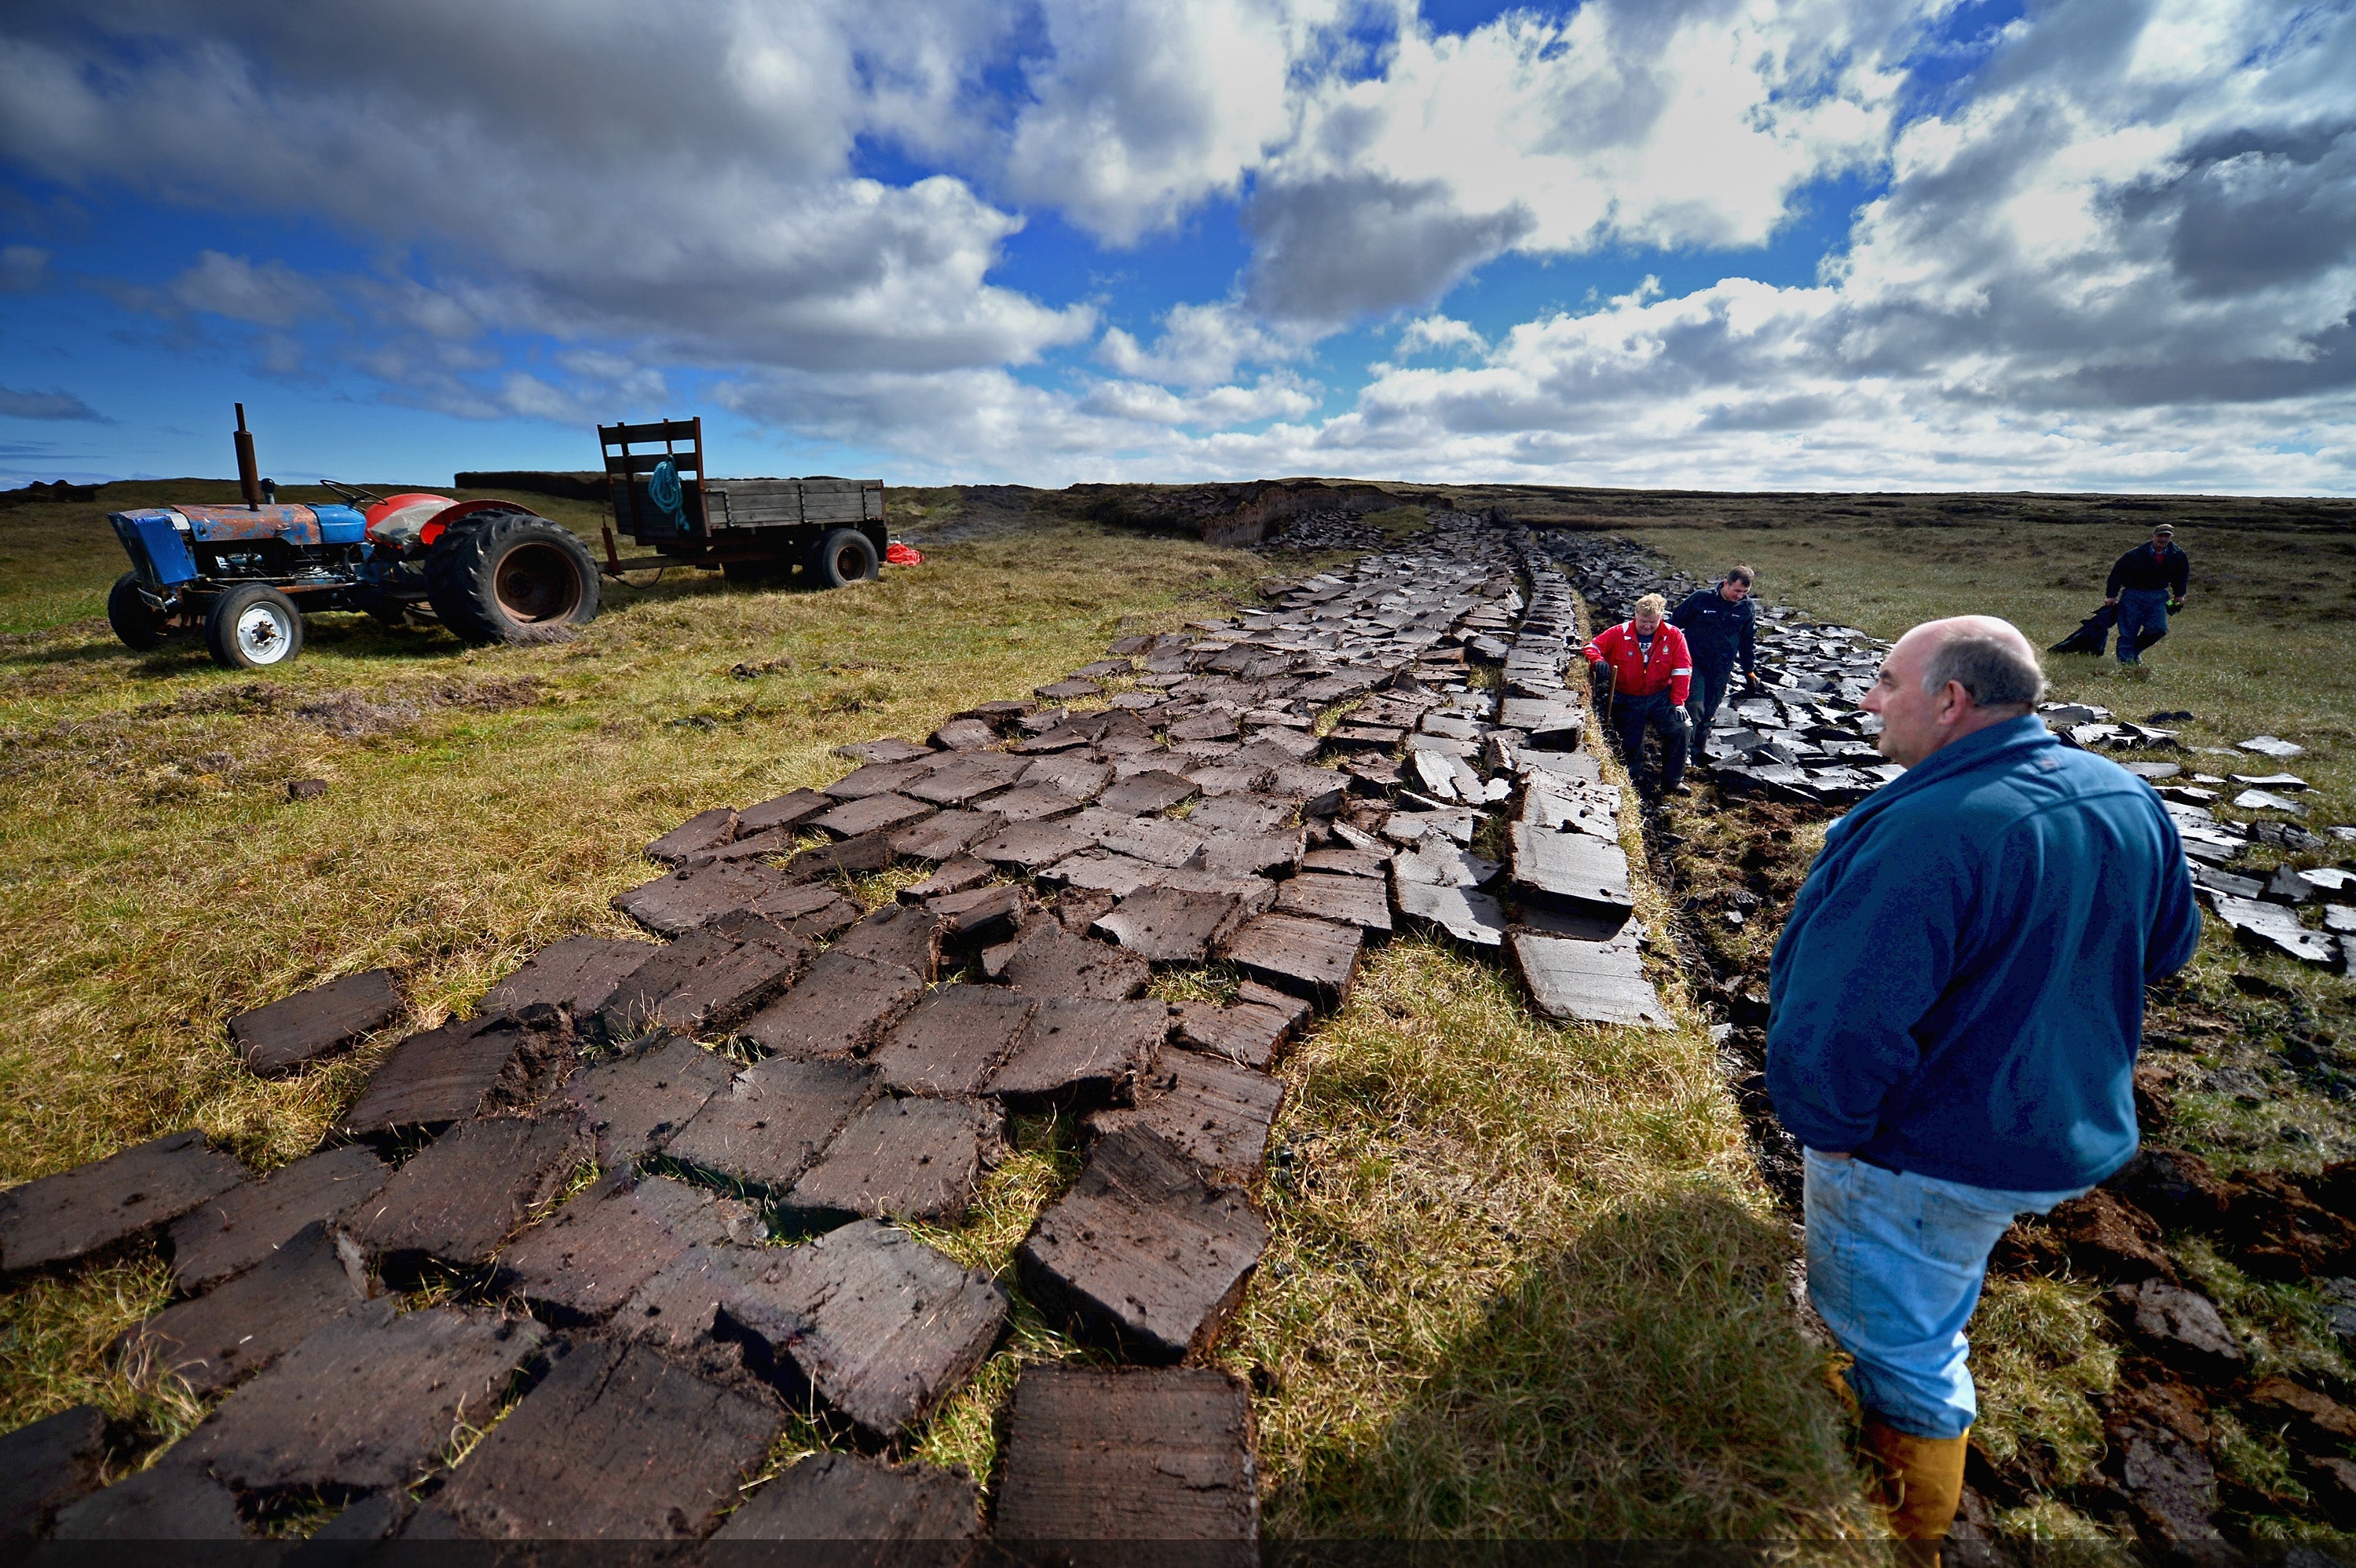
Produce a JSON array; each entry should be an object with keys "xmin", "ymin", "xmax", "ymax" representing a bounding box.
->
[
  {"xmin": 1743, "ymin": 673, "xmax": 1763, "ymax": 695},
  {"xmin": 2168, "ymin": 598, "xmax": 2185, "ymax": 612}
]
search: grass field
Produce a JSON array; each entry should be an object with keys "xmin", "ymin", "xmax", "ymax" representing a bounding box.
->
[{"xmin": 0, "ymin": 481, "xmax": 1869, "ymax": 1537}]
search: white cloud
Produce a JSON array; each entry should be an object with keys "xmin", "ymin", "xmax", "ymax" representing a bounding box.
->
[
  {"xmin": 169, "ymin": 251, "xmax": 331, "ymax": 327},
  {"xmin": 1095, "ymin": 302, "xmax": 1300, "ymax": 387},
  {"xmin": 1394, "ymin": 313, "xmax": 1486, "ymax": 356}
]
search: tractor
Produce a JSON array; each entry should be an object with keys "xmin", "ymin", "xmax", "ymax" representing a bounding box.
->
[{"xmin": 104, "ymin": 408, "xmax": 891, "ymax": 669}]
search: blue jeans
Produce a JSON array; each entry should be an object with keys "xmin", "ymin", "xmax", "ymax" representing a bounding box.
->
[
  {"xmin": 1803, "ymin": 1149, "xmax": 2088, "ymax": 1438},
  {"xmin": 1612, "ymin": 689, "xmax": 1687, "ymax": 792},
  {"xmin": 2115, "ymin": 588, "xmax": 2170, "ymax": 664}
]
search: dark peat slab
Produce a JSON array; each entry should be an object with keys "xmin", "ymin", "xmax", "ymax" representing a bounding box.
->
[
  {"xmin": 121, "ymin": 1220, "xmax": 369, "ymax": 1393},
  {"xmin": 1215, "ymin": 912, "xmax": 1364, "ymax": 1008},
  {"xmin": 1017, "ymin": 1127, "xmax": 1268, "ymax": 1361},
  {"xmin": 664, "ymin": 1055, "xmax": 876, "ymax": 1193},
  {"xmin": 494, "ymin": 1169, "xmax": 756, "ymax": 1321},
  {"xmin": 997, "ymin": 923, "xmax": 1152, "ymax": 1000},
  {"xmin": 189, "ymin": 1301, "xmax": 545, "ymax": 1492},
  {"xmin": 874, "ymin": 985, "xmax": 1036, "ymax": 1097},
  {"xmin": 993, "ymin": 1365, "xmax": 1258, "ymax": 1543},
  {"xmin": 989, "ymin": 996, "xmax": 1167, "ymax": 1109},
  {"xmin": 615, "ymin": 859, "xmax": 849, "ymax": 938},
  {"xmin": 558, "ymin": 1033, "xmax": 737, "ymax": 1165},
  {"xmin": 478, "ymin": 936, "xmax": 658, "ymax": 1021},
  {"xmin": 593, "ymin": 912, "xmax": 813, "ymax": 1042},
  {"xmin": 646, "ymin": 806, "xmax": 737, "ymax": 865},
  {"xmin": 782, "ymin": 1096, "xmax": 1003, "ymax": 1224},
  {"xmin": 0, "ymin": 1404, "xmax": 107, "ymax": 1538},
  {"xmin": 418, "ymin": 1336, "xmax": 778, "ymax": 1541},
  {"xmin": 1089, "ymin": 1049, "xmax": 1285, "ymax": 1186},
  {"xmin": 229, "ymin": 969, "xmax": 403, "ymax": 1075},
  {"xmin": 1509, "ymin": 932, "xmax": 1669, "ymax": 1029},
  {"xmin": 829, "ymin": 903, "xmax": 945, "ymax": 981},
  {"xmin": 166, "ymin": 1143, "xmax": 390, "ymax": 1293},
  {"xmin": 713, "ymin": 1450, "xmax": 980, "ymax": 1542},
  {"xmin": 1272, "ymin": 870, "xmax": 1392, "ymax": 934},
  {"xmin": 346, "ymin": 1114, "xmax": 589, "ymax": 1267},
  {"xmin": 1092, "ymin": 885, "xmax": 1242, "ymax": 963},
  {"xmin": 741, "ymin": 950, "xmax": 926, "ymax": 1059},
  {"xmin": 49, "ymin": 1464, "xmax": 247, "ymax": 1541},
  {"xmin": 338, "ymin": 1007, "xmax": 574, "ymax": 1135},
  {"xmin": 0, "ymin": 1130, "xmax": 245, "ymax": 1275}
]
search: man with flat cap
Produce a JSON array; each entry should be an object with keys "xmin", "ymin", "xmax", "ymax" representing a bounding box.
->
[
  {"xmin": 2104, "ymin": 524, "xmax": 2189, "ymax": 667},
  {"xmin": 1766, "ymin": 616, "xmax": 2200, "ymax": 1540}
]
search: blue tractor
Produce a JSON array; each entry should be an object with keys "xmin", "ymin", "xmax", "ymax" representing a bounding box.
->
[{"xmin": 106, "ymin": 406, "xmax": 602, "ymax": 669}]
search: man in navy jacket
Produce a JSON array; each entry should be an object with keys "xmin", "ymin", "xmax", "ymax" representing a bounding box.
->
[
  {"xmin": 1669, "ymin": 566, "xmax": 1758, "ymax": 760},
  {"xmin": 1767, "ymin": 615, "xmax": 2198, "ymax": 1539},
  {"xmin": 2102, "ymin": 523, "xmax": 2190, "ymax": 667}
]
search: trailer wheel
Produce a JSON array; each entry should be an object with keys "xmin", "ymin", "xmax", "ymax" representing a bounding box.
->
[
  {"xmin": 205, "ymin": 584, "xmax": 305, "ymax": 669},
  {"xmin": 108, "ymin": 572, "xmax": 170, "ymax": 652},
  {"xmin": 811, "ymin": 529, "xmax": 880, "ymax": 589},
  {"xmin": 424, "ymin": 510, "xmax": 601, "ymax": 645}
]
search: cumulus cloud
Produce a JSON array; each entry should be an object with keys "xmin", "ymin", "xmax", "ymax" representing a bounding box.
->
[
  {"xmin": 1096, "ymin": 302, "xmax": 1299, "ymax": 388},
  {"xmin": 1394, "ymin": 314, "xmax": 1487, "ymax": 356},
  {"xmin": 170, "ymin": 251, "xmax": 331, "ymax": 327}
]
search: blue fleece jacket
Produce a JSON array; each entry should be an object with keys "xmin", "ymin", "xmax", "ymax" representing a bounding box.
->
[{"xmin": 1766, "ymin": 715, "xmax": 2201, "ymax": 1190}]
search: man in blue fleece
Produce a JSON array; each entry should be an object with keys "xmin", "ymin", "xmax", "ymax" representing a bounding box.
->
[{"xmin": 1767, "ymin": 615, "xmax": 2198, "ymax": 1541}]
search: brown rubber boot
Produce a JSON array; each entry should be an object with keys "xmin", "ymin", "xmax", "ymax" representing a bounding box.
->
[{"xmin": 1858, "ymin": 1418, "xmax": 1969, "ymax": 1541}]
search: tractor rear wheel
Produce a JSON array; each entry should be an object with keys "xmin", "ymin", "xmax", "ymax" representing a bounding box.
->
[
  {"xmin": 205, "ymin": 583, "xmax": 305, "ymax": 669},
  {"xmin": 424, "ymin": 510, "xmax": 601, "ymax": 645},
  {"xmin": 108, "ymin": 572, "xmax": 169, "ymax": 652},
  {"xmin": 810, "ymin": 529, "xmax": 880, "ymax": 589}
]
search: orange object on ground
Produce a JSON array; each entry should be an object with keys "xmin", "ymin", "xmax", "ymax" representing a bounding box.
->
[{"xmin": 885, "ymin": 541, "xmax": 924, "ymax": 565}]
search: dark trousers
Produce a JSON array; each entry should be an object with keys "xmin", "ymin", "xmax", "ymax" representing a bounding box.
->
[
  {"xmin": 2115, "ymin": 589, "xmax": 2170, "ymax": 665},
  {"xmin": 1613, "ymin": 689, "xmax": 1688, "ymax": 793},
  {"xmin": 1685, "ymin": 662, "xmax": 1737, "ymax": 755}
]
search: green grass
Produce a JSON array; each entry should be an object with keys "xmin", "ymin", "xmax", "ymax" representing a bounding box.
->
[{"xmin": 0, "ymin": 481, "xmax": 1869, "ymax": 1534}]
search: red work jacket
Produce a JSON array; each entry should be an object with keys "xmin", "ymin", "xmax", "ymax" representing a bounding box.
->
[{"xmin": 1582, "ymin": 621, "xmax": 1692, "ymax": 705}]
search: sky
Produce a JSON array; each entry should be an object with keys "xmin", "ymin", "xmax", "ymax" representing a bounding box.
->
[{"xmin": 0, "ymin": 0, "xmax": 2351, "ymax": 494}]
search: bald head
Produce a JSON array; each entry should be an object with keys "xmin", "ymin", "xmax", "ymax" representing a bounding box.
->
[{"xmin": 1864, "ymin": 616, "xmax": 2046, "ymax": 768}]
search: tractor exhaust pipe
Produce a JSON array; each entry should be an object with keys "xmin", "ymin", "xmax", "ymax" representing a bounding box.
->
[{"xmin": 234, "ymin": 403, "xmax": 262, "ymax": 510}]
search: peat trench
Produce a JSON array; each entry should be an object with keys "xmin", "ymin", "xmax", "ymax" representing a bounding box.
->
[
  {"xmin": 0, "ymin": 513, "xmax": 1684, "ymax": 1546},
  {"xmin": 1546, "ymin": 532, "xmax": 2356, "ymax": 1548}
]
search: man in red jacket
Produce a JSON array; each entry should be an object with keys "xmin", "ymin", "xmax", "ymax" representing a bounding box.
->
[{"xmin": 1582, "ymin": 592, "xmax": 1694, "ymax": 797}]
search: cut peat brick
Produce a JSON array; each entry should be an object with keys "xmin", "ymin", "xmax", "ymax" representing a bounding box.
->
[
  {"xmin": 825, "ymin": 759, "xmax": 938, "ymax": 801},
  {"xmin": 1274, "ymin": 870, "xmax": 1392, "ymax": 934},
  {"xmin": 121, "ymin": 1221, "xmax": 369, "ymax": 1394},
  {"xmin": 1215, "ymin": 912, "xmax": 1363, "ymax": 1010},
  {"xmin": 1508, "ymin": 932, "xmax": 1669, "ymax": 1029},
  {"xmin": 1097, "ymin": 769, "xmax": 1199, "ymax": 815},
  {"xmin": 971, "ymin": 818, "xmax": 1088, "ymax": 874},
  {"xmin": 558, "ymin": 1033, "xmax": 737, "ymax": 1165},
  {"xmin": 737, "ymin": 788, "xmax": 832, "ymax": 835},
  {"xmin": 814, "ymin": 791, "xmax": 935, "ymax": 840},
  {"xmin": 998, "ymin": 923, "xmax": 1152, "ymax": 1001},
  {"xmin": 829, "ymin": 904, "xmax": 944, "ymax": 981},
  {"xmin": 989, "ymin": 996, "xmax": 1167, "ymax": 1110},
  {"xmin": 167, "ymin": 1144, "xmax": 390, "ymax": 1294},
  {"xmin": 781, "ymin": 831, "xmax": 897, "ymax": 883},
  {"xmin": 891, "ymin": 809, "xmax": 1004, "ymax": 864},
  {"xmin": 713, "ymin": 1451, "xmax": 980, "ymax": 1542},
  {"xmin": 346, "ymin": 1114, "xmax": 590, "ymax": 1267},
  {"xmin": 1092, "ymin": 886, "xmax": 1242, "ymax": 963},
  {"xmin": 740, "ymin": 951, "xmax": 925, "ymax": 1060},
  {"xmin": 646, "ymin": 806, "xmax": 737, "ymax": 866},
  {"xmin": 900, "ymin": 855, "xmax": 996, "ymax": 901},
  {"xmin": 782, "ymin": 1097, "xmax": 1004, "ymax": 1224},
  {"xmin": 712, "ymin": 1220, "xmax": 1008, "ymax": 1441},
  {"xmin": 478, "ymin": 937, "xmax": 657, "ymax": 1022},
  {"xmin": 1089, "ymin": 1051, "xmax": 1284, "ymax": 1186},
  {"xmin": 339, "ymin": 1007, "xmax": 575, "ymax": 1135},
  {"xmin": 1039, "ymin": 849, "xmax": 1162, "ymax": 898},
  {"xmin": 978, "ymin": 783, "xmax": 1083, "ymax": 823},
  {"xmin": 874, "ymin": 985, "xmax": 1037, "ymax": 1097},
  {"xmin": 1022, "ymin": 752, "xmax": 1114, "ymax": 801},
  {"xmin": 615, "ymin": 861, "xmax": 850, "ymax": 938},
  {"xmin": 664, "ymin": 1056, "xmax": 876, "ymax": 1193},
  {"xmin": 834, "ymin": 736, "xmax": 937, "ymax": 766},
  {"xmin": 0, "ymin": 1130, "xmax": 245, "ymax": 1275},
  {"xmin": 926, "ymin": 881, "xmax": 1030, "ymax": 946},
  {"xmin": 494, "ymin": 1169, "xmax": 757, "ymax": 1322},
  {"xmin": 906, "ymin": 752, "xmax": 1030, "ymax": 807},
  {"xmin": 0, "ymin": 1404, "xmax": 108, "ymax": 1538},
  {"xmin": 420, "ymin": 1337, "xmax": 779, "ymax": 1541},
  {"xmin": 593, "ymin": 912, "xmax": 813, "ymax": 1044},
  {"xmin": 1016, "ymin": 1127, "xmax": 1267, "ymax": 1362},
  {"xmin": 993, "ymin": 1365, "xmax": 1258, "ymax": 1543},
  {"xmin": 188, "ymin": 1300, "xmax": 546, "ymax": 1493},
  {"xmin": 49, "ymin": 1464, "xmax": 247, "ymax": 1541},
  {"xmin": 229, "ymin": 969, "xmax": 404, "ymax": 1075},
  {"xmin": 1172, "ymin": 1000, "xmax": 1300, "ymax": 1070}
]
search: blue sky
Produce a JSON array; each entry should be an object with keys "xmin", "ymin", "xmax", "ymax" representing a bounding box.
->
[{"xmin": 2, "ymin": 0, "xmax": 2351, "ymax": 493}]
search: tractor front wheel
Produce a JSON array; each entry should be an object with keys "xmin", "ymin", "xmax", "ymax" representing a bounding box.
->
[
  {"xmin": 205, "ymin": 584, "xmax": 305, "ymax": 670},
  {"xmin": 424, "ymin": 510, "xmax": 601, "ymax": 645},
  {"xmin": 108, "ymin": 572, "xmax": 170, "ymax": 652}
]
